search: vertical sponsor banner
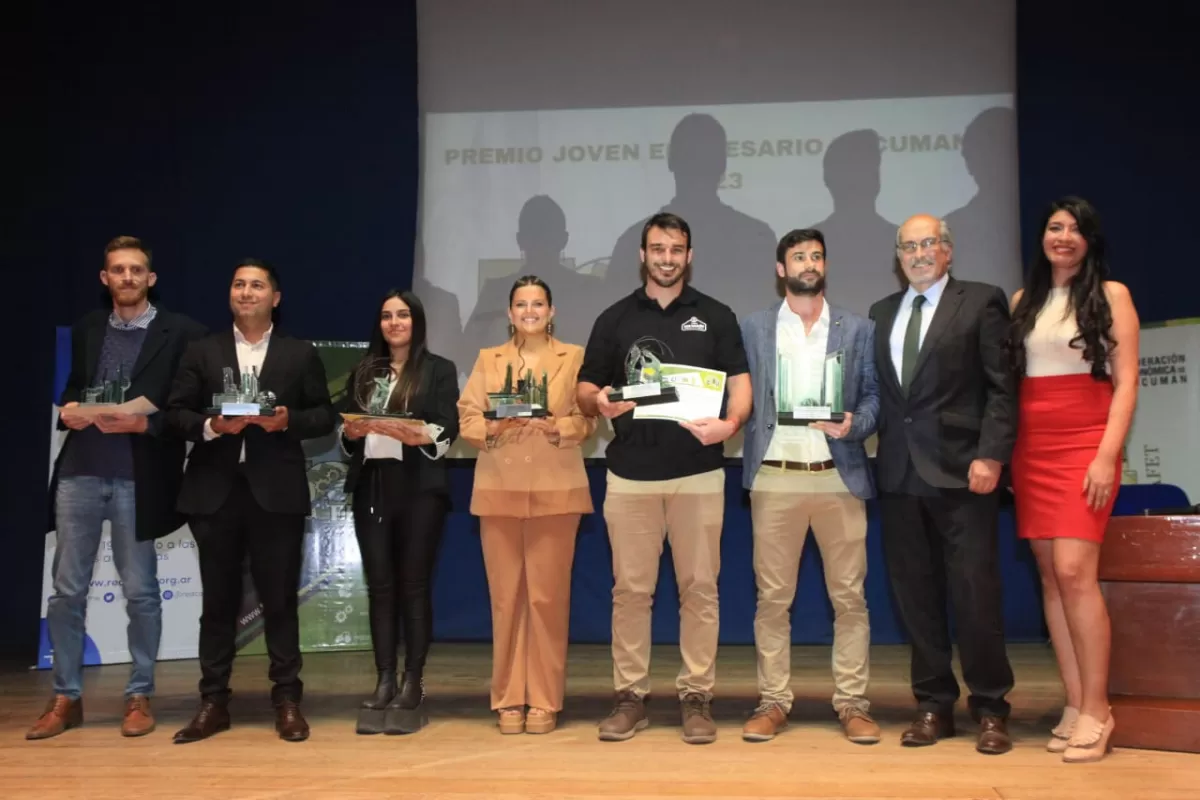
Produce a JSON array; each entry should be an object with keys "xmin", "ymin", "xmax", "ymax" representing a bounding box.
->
[
  {"xmin": 38, "ymin": 334, "xmax": 376, "ymax": 668},
  {"xmin": 1123, "ymin": 319, "xmax": 1200, "ymax": 502},
  {"xmin": 234, "ymin": 341, "xmax": 374, "ymax": 656}
]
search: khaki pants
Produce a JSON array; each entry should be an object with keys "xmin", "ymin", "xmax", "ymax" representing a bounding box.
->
[
  {"xmin": 480, "ymin": 514, "xmax": 581, "ymax": 711},
  {"xmin": 604, "ymin": 469, "xmax": 724, "ymax": 700},
  {"xmin": 750, "ymin": 467, "xmax": 870, "ymax": 713}
]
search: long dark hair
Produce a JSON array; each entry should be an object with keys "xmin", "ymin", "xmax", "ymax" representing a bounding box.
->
[
  {"xmin": 1009, "ymin": 196, "xmax": 1114, "ymax": 379},
  {"xmin": 357, "ymin": 289, "xmax": 429, "ymax": 412},
  {"xmin": 508, "ymin": 275, "xmax": 553, "ymax": 381}
]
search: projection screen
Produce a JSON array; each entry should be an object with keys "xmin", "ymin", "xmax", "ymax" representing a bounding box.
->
[{"xmin": 415, "ymin": 0, "xmax": 1019, "ymax": 458}]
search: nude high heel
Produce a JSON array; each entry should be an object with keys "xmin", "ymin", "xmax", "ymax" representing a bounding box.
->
[
  {"xmin": 1062, "ymin": 710, "xmax": 1114, "ymax": 763},
  {"xmin": 1047, "ymin": 706, "xmax": 1079, "ymax": 753}
]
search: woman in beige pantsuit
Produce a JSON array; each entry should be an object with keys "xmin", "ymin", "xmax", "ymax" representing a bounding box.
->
[{"xmin": 458, "ymin": 276, "xmax": 595, "ymax": 734}]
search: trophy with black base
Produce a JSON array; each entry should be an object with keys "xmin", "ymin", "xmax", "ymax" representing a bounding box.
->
[
  {"xmin": 205, "ymin": 366, "xmax": 277, "ymax": 417},
  {"xmin": 777, "ymin": 349, "xmax": 846, "ymax": 425},
  {"xmin": 483, "ymin": 362, "xmax": 550, "ymax": 419},
  {"xmin": 606, "ymin": 337, "xmax": 679, "ymax": 406}
]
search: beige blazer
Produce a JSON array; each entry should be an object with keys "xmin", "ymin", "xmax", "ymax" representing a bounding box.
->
[{"xmin": 458, "ymin": 340, "xmax": 596, "ymax": 518}]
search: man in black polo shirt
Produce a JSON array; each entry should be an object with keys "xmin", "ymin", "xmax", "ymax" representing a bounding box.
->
[{"xmin": 578, "ymin": 212, "xmax": 751, "ymax": 744}]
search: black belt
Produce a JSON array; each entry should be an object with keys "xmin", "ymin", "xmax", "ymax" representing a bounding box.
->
[{"xmin": 761, "ymin": 459, "xmax": 836, "ymax": 473}]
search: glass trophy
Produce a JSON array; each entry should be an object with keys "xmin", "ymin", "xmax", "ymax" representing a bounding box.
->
[
  {"xmin": 485, "ymin": 362, "xmax": 550, "ymax": 419},
  {"xmin": 606, "ymin": 338, "xmax": 679, "ymax": 406},
  {"xmin": 79, "ymin": 367, "xmax": 130, "ymax": 410},
  {"xmin": 206, "ymin": 365, "xmax": 277, "ymax": 416},
  {"xmin": 80, "ymin": 365, "xmax": 132, "ymax": 407},
  {"xmin": 777, "ymin": 349, "xmax": 845, "ymax": 425},
  {"xmin": 339, "ymin": 357, "xmax": 417, "ymax": 422}
]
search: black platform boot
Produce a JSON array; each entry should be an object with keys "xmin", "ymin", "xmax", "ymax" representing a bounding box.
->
[
  {"xmin": 384, "ymin": 670, "xmax": 428, "ymax": 734},
  {"xmin": 356, "ymin": 670, "xmax": 397, "ymax": 734}
]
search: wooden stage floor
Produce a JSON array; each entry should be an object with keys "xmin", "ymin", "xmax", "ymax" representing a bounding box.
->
[{"xmin": 1, "ymin": 643, "xmax": 1196, "ymax": 799}]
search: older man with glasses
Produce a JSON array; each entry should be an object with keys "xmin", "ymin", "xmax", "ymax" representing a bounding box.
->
[{"xmin": 868, "ymin": 214, "xmax": 1017, "ymax": 756}]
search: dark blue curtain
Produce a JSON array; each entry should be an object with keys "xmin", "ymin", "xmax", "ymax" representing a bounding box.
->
[{"xmin": 5, "ymin": 2, "xmax": 420, "ymax": 659}]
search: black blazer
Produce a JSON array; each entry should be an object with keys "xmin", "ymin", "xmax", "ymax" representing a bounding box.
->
[
  {"xmin": 49, "ymin": 307, "xmax": 208, "ymax": 540},
  {"xmin": 868, "ymin": 277, "xmax": 1016, "ymax": 492},
  {"xmin": 341, "ymin": 353, "xmax": 460, "ymax": 495},
  {"xmin": 167, "ymin": 328, "xmax": 336, "ymax": 516}
]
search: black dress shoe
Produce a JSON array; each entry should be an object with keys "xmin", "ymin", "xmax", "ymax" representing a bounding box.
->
[
  {"xmin": 384, "ymin": 671, "xmax": 428, "ymax": 735},
  {"xmin": 356, "ymin": 670, "xmax": 397, "ymax": 735},
  {"xmin": 976, "ymin": 715, "xmax": 1012, "ymax": 755},
  {"xmin": 275, "ymin": 699, "xmax": 310, "ymax": 742},
  {"xmin": 900, "ymin": 711, "xmax": 956, "ymax": 747},
  {"xmin": 173, "ymin": 700, "xmax": 231, "ymax": 744}
]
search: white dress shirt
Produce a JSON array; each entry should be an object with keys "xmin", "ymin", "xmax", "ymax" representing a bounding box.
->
[
  {"xmin": 889, "ymin": 272, "xmax": 950, "ymax": 379},
  {"xmin": 203, "ymin": 325, "xmax": 273, "ymax": 462},
  {"xmin": 764, "ymin": 299, "xmax": 834, "ymax": 464}
]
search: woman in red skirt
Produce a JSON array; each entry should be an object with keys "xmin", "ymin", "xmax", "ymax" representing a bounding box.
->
[{"xmin": 1009, "ymin": 197, "xmax": 1139, "ymax": 763}]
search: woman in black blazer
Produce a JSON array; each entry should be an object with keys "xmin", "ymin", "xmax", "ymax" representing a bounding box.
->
[{"xmin": 339, "ymin": 289, "xmax": 459, "ymax": 734}]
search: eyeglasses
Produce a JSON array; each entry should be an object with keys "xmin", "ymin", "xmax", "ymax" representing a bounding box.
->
[{"xmin": 897, "ymin": 237, "xmax": 946, "ymax": 254}]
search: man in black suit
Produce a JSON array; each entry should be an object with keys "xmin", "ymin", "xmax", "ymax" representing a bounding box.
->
[
  {"xmin": 167, "ymin": 259, "xmax": 335, "ymax": 743},
  {"xmin": 29, "ymin": 236, "xmax": 206, "ymax": 741},
  {"xmin": 869, "ymin": 214, "xmax": 1016, "ymax": 755}
]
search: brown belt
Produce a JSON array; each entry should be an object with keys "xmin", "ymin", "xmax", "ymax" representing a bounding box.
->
[{"xmin": 761, "ymin": 459, "xmax": 836, "ymax": 473}]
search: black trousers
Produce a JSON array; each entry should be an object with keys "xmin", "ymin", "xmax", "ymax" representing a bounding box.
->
[
  {"xmin": 190, "ymin": 472, "xmax": 306, "ymax": 705},
  {"xmin": 879, "ymin": 462, "xmax": 1014, "ymax": 718},
  {"xmin": 352, "ymin": 460, "xmax": 449, "ymax": 674}
]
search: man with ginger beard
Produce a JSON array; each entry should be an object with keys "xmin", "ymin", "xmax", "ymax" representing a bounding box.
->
[
  {"xmin": 578, "ymin": 212, "xmax": 751, "ymax": 745},
  {"xmin": 167, "ymin": 258, "xmax": 334, "ymax": 743},
  {"xmin": 869, "ymin": 214, "xmax": 1016, "ymax": 755},
  {"xmin": 30, "ymin": 236, "xmax": 206, "ymax": 741}
]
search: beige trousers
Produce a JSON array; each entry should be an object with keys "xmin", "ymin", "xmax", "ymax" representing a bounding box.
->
[
  {"xmin": 750, "ymin": 467, "xmax": 870, "ymax": 713},
  {"xmin": 604, "ymin": 468, "xmax": 724, "ymax": 700},
  {"xmin": 479, "ymin": 514, "xmax": 581, "ymax": 711}
]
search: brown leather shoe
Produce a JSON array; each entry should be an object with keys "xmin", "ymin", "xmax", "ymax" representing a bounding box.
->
[
  {"xmin": 839, "ymin": 706, "xmax": 882, "ymax": 744},
  {"xmin": 26, "ymin": 695, "xmax": 83, "ymax": 740},
  {"xmin": 275, "ymin": 699, "xmax": 310, "ymax": 742},
  {"xmin": 742, "ymin": 702, "xmax": 788, "ymax": 742},
  {"xmin": 121, "ymin": 695, "xmax": 156, "ymax": 737},
  {"xmin": 900, "ymin": 711, "xmax": 955, "ymax": 747},
  {"xmin": 173, "ymin": 700, "xmax": 231, "ymax": 744},
  {"xmin": 976, "ymin": 715, "xmax": 1012, "ymax": 755}
]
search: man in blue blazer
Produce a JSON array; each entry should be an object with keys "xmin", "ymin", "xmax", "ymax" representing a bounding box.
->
[{"xmin": 739, "ymin": 229, "xmax": 881, "ymax": 744}]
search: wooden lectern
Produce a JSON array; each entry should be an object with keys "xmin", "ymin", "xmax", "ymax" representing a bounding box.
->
[{"xmin": 1099, "ymin": 514, "xmax": 1200, "ymax": 753}]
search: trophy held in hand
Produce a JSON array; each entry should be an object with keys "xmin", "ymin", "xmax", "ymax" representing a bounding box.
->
[
  {"xmin": 777, "ymin": 349, "xmax": 845, "ymax": 425},
  {"xmin": 606, "ymin": 337, "xmax": 680, "ymax": 406}
]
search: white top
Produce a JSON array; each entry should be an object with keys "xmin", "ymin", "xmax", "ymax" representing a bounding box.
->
[
  {"xmin": 1024, "ymin": 287, "xmax": 1105, "ymax": 378},
  {"xmin": 764, "ymin": 299, "xmax": 834, "ymax": 464},
  {"xmin": 889, "ymin": 272, "xmax": 950, "ymax": 378},
  {"xmin": 203, "ymin": 325, "xmax": 274, "ymax": 462}
]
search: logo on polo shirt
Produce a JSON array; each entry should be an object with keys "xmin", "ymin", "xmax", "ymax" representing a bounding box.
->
[{"xmin": 681, "ymin": 316, "xmax": 707, "ymax": 332}]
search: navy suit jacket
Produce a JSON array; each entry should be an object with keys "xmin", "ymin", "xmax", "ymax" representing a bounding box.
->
[{"xmin": 740, "ymin": 300, "xmax": 880, "ymax": 499}]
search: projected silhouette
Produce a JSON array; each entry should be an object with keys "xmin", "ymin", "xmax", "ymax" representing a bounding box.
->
[
  {"xmin": 411, "ymin": 229, "xmax": 467, "ymax": 378},
  {"xmin": 606, "ymin": 113, "xmax": 777, "ymax": 318},
  {"xmin": 944, "ymin": 107, "xmax": 1021, "ymax": 290},
  {"xmin": 804, "ymin": 129, "xmax": 899, "ymax": 316},
  {"xmin": 412, "ymin": 273, "xmax": 465, "ymax": 376},
  {"xmin": 462, "ymin": 194, "xmax": 607, "ymax": 351}
]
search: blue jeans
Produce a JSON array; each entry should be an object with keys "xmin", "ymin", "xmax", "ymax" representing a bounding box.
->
[{"xmin": 48, "ymin": 476, "xmax": 161, "ymax": 699}]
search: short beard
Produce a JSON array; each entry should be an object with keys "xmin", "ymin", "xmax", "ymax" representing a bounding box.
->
[
  {"xmin": 641, "ymin": 260, "xmax": 689, "ymax": 288},
  {"xmin": 785, "ymin": 273, "xmax": 825, "ymax": 297},
  {"xmin": 111, "ymin": 288, "xmax": 148, "ymax": 306}
]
